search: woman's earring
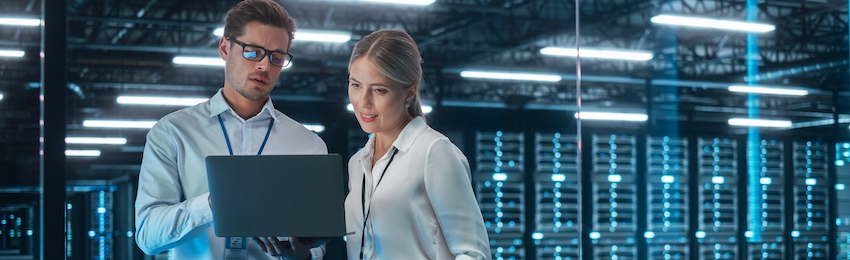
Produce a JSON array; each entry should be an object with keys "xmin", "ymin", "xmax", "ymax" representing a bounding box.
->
[{"xmin": 405, "ymin": 102, "xmax": 411, "ymax": 108}]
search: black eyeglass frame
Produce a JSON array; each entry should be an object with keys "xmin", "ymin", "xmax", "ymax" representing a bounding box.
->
[{"xmin": 226, "ymin": 36, "xmax": 294, "ymax": 67}]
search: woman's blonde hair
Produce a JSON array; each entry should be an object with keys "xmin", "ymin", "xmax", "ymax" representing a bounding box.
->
[{"xmin": 349, "ymin": 29, "xmax": 425, "ymax": 120}]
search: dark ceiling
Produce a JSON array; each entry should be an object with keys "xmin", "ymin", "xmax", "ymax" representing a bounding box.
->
[{"xmin": 0, "ymin": 0, "xmax": 848, "ymax": 184}]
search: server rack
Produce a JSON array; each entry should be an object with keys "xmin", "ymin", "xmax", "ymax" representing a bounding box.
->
[
  {"xmin": 476, "ymin": 131, "xmax": 525, "ymax": 260},
  {"xmin": 533, "ymin": 132, "xmax": 580, "ymax": 260},
  {"xmin": 591, "ymin": 134, "xmax": 637, "ymax": 260}
]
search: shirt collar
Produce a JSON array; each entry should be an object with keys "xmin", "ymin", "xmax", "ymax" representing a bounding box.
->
[{"xmin": 208, "ymin": 88, "xmax": 279, "ymax": 122}]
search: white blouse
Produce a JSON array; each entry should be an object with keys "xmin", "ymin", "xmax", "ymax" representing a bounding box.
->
[{"xmin": 344, "ymin": 117, "xmax": 491, "ymax": 260}]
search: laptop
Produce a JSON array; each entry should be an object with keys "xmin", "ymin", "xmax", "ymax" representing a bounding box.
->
[{"xmin": 205, "ymin": 154, "xmax": 346, "ymax": 238}]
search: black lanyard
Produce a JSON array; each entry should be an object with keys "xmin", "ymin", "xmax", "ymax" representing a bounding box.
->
[
  {"xmin": 217, "ymin": 114, "xmax": 274, "ymax": 156},
  {"xmin": 359, "ymin": 147, "xmax": 399, "ymax": 260}
]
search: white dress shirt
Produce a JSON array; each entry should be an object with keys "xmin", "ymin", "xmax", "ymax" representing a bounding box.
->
[
  {"xmin": 344, "ymin": 116, "xmax": 491, "ymax": 260},
  {"xmin": 134, "ymin": 89, "xmax": 328, "ymax": 260}
]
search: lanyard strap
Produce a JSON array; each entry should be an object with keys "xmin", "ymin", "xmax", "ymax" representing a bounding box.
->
[
  {"xmin": 217, "ymin": 114, "xmax": 274, "ymax": 156},
  {"xmin": 359, "ymin": 148, "xmax": 399, "ymax": 260}
]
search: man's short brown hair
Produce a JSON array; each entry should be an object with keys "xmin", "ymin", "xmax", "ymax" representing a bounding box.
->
[{"xmin": 223, "ymin": 0, "xmax": 296, "ymax": 48}]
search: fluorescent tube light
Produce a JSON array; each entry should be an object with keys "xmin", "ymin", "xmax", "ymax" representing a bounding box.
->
[
  {"xmin": 0, "ymin": 18, "xmax": 41, "ymax": 26},
  {"xmin": 540, "ymin": 47, "xmax": 653, "ymax": 61},
  {"xmin": 83, "ymin": 120, "xmax": 157, "ymax": 129},
  {"xmin": 728, "ymin": 118, "xmax": 792, "ymax": 128},
  {"xmin": 213, "ymin": 27, "xmax": 351, "ymax": 43},
  {"xmin": 302, "ymin": 124, "xmax": 325, "ymax": 133},
  {"xmin": 460, "ymin": 71, "xmax": 561, "ymax": 82},
  {"xmin": 172, "ymin": 56, "xmax": 225, "ymax": 66},
  {"xmin": 360, "ymin": 0, "xmax": 435, "ymax": 5},
  {"xmin": 760, "ymin": 177, "xmax": 771, "ymax": 185},
  {"xmin": 661, "ymin": 175, "xmax": 675, "ymax": 183},
  {"xmin": 65, "ymin": 137, "xmax": 127, "ymax": 145},
  {"xmin": 574, "ymin": 112, "xmax": 648, "ymax": 122},
  {"xmin": 213, "ymin": 28, "xmax": 224, "ymax": 37},
  {"xmin": 728, "ymin": 85, "xmax": 808, "ymax": 96},
  {"xmin": 607, "ymin": 174, "xmax": 622, "ymax": 183},
  {"xmin": 651, "ymin": 14, "xmax": 775, "ymax": 33},
  {"xmin": 346, "ymin": 103, "xmax": 433, "ymax": 114},
  {"xmin": 172, "ymin": 56, "xmax": 292, "ymax": 70},
  {"xmin": 295, "ymin": 29, "xmax": 351, "ymax": 43},
  {"xmin": 117, "ymin": 96, "xmax": 207, "ymax": 106},
  {"xmin": 66, "ymin": 150, "xmax": 101, "ymax": 157},
  {"xmin": 0, "ymin": 50, "xmax": 25, "ymax": 58},
  {"xmin": 421, "ymin": 105, "xmax": 433, "ymax": 113}
]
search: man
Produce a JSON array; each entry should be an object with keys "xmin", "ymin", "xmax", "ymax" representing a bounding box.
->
[{"xmin": 134, "ymin": 0, "xmax": 325, "ymax": 259}]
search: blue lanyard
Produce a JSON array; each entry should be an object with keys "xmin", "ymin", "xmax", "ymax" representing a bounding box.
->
[{"xmin": 217, "ymin": 114, "xmax": 274, "ymax": 156}]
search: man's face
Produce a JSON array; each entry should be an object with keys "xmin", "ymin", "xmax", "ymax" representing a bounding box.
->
[{"xmin": 219, "ymin": 21, "xmax": 290, "ymax": 102}]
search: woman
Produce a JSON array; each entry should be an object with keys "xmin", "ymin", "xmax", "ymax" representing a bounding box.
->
[{"xmin": 344, "ymin": 29, "xmax": 491, "ymax": 260}]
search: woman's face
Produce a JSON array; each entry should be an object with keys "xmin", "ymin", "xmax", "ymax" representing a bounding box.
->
[{"xmin": 348, "ymin": 58, "xmax": 414, "ymax": 135}]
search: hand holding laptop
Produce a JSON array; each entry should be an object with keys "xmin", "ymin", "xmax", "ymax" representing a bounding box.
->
[{"xmin": 253, "ymin": 236, "xmax": 330, "ymax": 259}]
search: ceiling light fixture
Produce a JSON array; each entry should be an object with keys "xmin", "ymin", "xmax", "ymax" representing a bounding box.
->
[
  {"xmin": 728, "ymin": 118, "xmax": 792, "ymax": 128},
  {"xmin": 0, "ymin": 50, "xmax": 25, "ymax": 58},
  {"xmin": 294, "ymin": 29, "xmax": 351, "ymax": 43},
  {"xmin": 65, "ymin": 137, "xmax": 128, "ymax": 145},
  {"xmin": 66, "ymin": 150, "xmax": 101, "ymax": 157},
  {"xmin": 540, "ymin": 47, "xmax": 653, "ymax": 61},
  {"xmin": 302, "ymin": 124, "xmax": 326, "ymax": 133},
  {"xmin": 117, "ymin": 96, "xmax": 208, "ymax": 106},
  {"xmin": 172, "ymin": 56, "xmax": 225, "ymax": 66},
  {"xmin": 83, "ymin": 120, "xmax": 157, "ymax": 129},
  {"xmin": 172, "ymin": 56, "xmax": 292, "ymax": 70},
  {"xmin": 728, "ymin": 85, "xmax": 808, "ymax": 96},
  {"xmin": 460, "ymin": 71, "xmax": 561, "ymax": 82},
  {"xmin": 651, "ymin": 14, "xmax": 775, "ymax": 33},
  {"xmin": 574, "ymin": 112, "xmax": 648, "ymax": 122},
  {"xmin": 0, "ymin": 18, "xmax": 41, "ymax": 27}
]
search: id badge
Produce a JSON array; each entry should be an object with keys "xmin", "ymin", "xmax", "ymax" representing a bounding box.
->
[{"xmin": 224, "ymin": 237, "xmax": 248, "ymax": 260}]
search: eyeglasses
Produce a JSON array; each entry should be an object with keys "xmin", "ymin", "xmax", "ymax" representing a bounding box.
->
[{"xmin": 227, "ymin": 37, "xmax": 293, "ymax": 67}]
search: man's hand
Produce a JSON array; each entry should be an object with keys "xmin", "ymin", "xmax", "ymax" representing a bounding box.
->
[{"xmin": 254, "ymin": 237, "xmax": 329, "ymax": 260}]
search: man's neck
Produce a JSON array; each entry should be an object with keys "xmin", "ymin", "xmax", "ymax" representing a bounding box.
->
[{"xmin": 221, "ymin": 87, "xmax": 266, "ymax": 120}]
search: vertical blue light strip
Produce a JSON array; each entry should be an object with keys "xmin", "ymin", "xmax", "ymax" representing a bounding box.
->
[
  {"xmin": 660, "ymin": 136, "xmax": 672, "ymax": 260},
  {"xmin": 746, "ymin": 0, "xmax": 763, "ymax": 242},
  {"xmin": 607, "ymin": 134, "xmax": 620, "ymax": 260},
  {"xmin": 552, "ymin": 133, "xmax": 563, "ymax": 259},
  {"xmin": 553, "ymin": 133, "xmax": 564, "ymax": 233},
  {"xmin": 492, "ymin": 131, "xmax": 504, "ymax": 260},
  {"xmin": 98, "ymin": 191, "xmax": 106, "ymax": 260}
]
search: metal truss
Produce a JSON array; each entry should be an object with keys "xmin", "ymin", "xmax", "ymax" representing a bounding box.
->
[{"xmin": 0, "ymin": 0, "xmax": 846, "ymax": 103}]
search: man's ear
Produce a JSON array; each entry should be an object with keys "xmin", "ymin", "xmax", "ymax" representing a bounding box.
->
[{"xmin": 218, "ymin": 37, "xmax": 229, "ymax": 60}]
